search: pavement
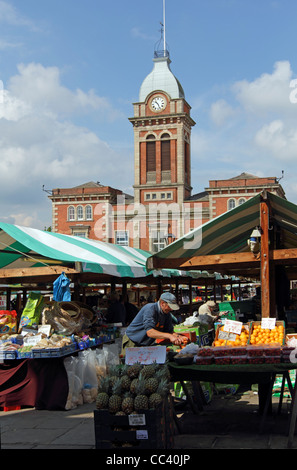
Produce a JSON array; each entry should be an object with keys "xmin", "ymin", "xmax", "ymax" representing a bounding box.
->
[{"xmin": 1, "ymin": 384, "xmax": 296, "ymax": 451}]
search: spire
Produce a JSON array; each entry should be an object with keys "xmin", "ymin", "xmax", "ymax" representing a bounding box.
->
[{"xmin": 154, "ymin": 0, "xmax": 169, "ymax": 59}]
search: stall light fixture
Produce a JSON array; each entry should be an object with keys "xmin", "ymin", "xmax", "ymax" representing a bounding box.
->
[{"xmin": 247, "ymin": 227, "xmax": 262, "ymax": 254}]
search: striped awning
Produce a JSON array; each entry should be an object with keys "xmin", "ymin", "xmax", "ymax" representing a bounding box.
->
[
  {"xmin": 0, "ymin": 223, "xmax": 149, "ymax": 278},
  {"xmin": 147, "ymin": 191, "xmax": 297, "ymax": 277},
  {"xmin": 0, "ymin": 223, "xmax": 221, "ymax": 282}
]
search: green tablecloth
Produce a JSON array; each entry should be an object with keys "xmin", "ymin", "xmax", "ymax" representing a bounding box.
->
[{"xmin": 168, "ymin": 361, "xmax": 297, "ymax": 384}]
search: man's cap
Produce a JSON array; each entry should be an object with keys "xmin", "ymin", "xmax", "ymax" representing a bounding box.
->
[
  {"xmin": 160, "ymin": 292, "xmax": 180, "ymax": 311},
  {"xmin": 206, "ymin": 300, "xmax": 216, "ymax": 307}
]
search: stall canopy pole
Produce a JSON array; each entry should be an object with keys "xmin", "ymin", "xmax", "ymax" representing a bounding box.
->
[{"xmin": 260, "ymin": 197, "xmax": 270, "ymax": 318}]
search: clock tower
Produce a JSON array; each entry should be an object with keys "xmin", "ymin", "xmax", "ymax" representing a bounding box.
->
[{"xmin": 129, "ymin": 42, "xmax": 196, "ymax": 251}]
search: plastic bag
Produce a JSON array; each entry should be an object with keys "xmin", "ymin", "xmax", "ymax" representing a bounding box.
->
[
  {"xmin": 103, "ymin": 343, "xmax": 120, "ymax": 366},
  {"xmin": 79, "ymin": 349, "xmax": 98, "ymax": 403},
  {"xmin": 95, "ymin": 348, "xmax": 107, "ymax": 379},
  {"xmin": 19, "ymin": 293, "xmax": 44, "ymax": 330},
  {"xmin": 53, "ymin": 272, "xmax": 71, "ymax": 302},
  {"xmin": 64, "ymin": 356, "xmax": 83, "ymax": 409},
  {"xmin": 0, "ymin": 310, "xmax": 17, "ymax": 334}
]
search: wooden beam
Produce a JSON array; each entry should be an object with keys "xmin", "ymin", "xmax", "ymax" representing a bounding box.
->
[
  {"xmin": 0, "ymin": 266, "xmax": 78, "ymax": 279},
  {"xmin": 148, "ymin": 247, "xmax": 297, "ymax": 272},
  {"xmin": 260, "ymin": 200, "xmax": 270, "ymax": 317}
]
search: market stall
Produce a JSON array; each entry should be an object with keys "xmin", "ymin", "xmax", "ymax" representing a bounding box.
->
[{"xmin": 144, "ymin": 190, "xmax": 297, "ymax": 448}]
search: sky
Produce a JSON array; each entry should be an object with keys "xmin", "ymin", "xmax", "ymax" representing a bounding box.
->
[{"xmin": 0, "ymin": 0, "xmax": 297, "ymax": 230}]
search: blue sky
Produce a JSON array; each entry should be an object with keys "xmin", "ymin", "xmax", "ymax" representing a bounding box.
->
[{"xmin": 0, "ymin": 0, "xmax": 297, "ymax": 229}]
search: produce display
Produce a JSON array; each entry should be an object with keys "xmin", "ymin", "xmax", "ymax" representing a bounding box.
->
[
  {"xmin": 96, "ymin": 362, "xmax": 170, "ymax": 414},
  {"xmin": 195, "ymin": 321, "xmax": 291, "ymax": 365},
  {"xmin": 213, "ymin": 325, "xmax": 249, "ymax": 347}
]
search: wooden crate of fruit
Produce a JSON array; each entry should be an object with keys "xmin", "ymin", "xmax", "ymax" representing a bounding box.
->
[
  {"xmin": 94, "ymin": 398, "xmax": 172, "ymax": 449},
  {"xmin": 94, "ymin": 362, "xmax": 174, "ymax": 449},
  {"xmin": 213, "ymin": 323, "xmax": 249, "ymax": 347},
  {"xmin": 248, "ymin": 320, "xmax": 285, "ymax": 346}
]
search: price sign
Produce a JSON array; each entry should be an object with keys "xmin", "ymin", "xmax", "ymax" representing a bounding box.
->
[
  {"xmin": 218, "ymin": 330, "xmax": 237, "ymax": 342},
  {"xmin": 224, "ymin": 319, "xmax": 243, "ymax": 335},
  {"xmin": 136, "ymin": 430, "xmax": 148, "ymax": 440},
  {"xmin": 129, "ymin": 414, "xmax": 146, "ymax": 426},
  {"xmin": 261, "ymin": 318, "xmax": 276, "ymax": 330}
]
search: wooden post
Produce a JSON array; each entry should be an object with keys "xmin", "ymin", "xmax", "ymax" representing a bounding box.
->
[
  {"xmin": 260, "ymin": 199, "xmax": 270, "ymax": 317},
  {"xmin": 189, "ymin": 278, "xmax": 193, "ymax": 314}
]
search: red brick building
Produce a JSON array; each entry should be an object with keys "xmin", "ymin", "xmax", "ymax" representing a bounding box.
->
[{"xmin": 49, "ymin": 47, "xmax": 285, "ymax": 253}]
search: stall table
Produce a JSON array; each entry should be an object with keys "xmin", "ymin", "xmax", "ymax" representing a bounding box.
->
[
  {"xmin": 0, "ymin": 358, "xmax": 69, "ymax": 411},
  {"xmin": 168, "ymin": 361, "xmax": 297, "ymax": 448}
]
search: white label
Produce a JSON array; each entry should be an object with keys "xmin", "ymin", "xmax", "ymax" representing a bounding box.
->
[
  {"xmin": 128, "ymin": 414, "xmax": 146, "ymax": 426},
  {"xmin": 125, "ymin": 346, "xmax": 166, "ymax": 365},
  {"xmin": 224, "ymin": 319, "xmax": 242, "ymax": 335},
  {"xmin": 261, "ymin": 318, "xmax": 276, "ymax": 330},
  {"xmin": 136, "ymin": 430, "xmax": 148, "ymax": 440},
  {"xmin": 38, "ymin": 325, "xmax": 51, "ymax": 337},
  {"xmin": 23, "ymin": 334, "xmax": 42, "ymax": 346},
  {"xmin": 218, "ymin": 330, "xmax": 237, "ymax": 342}
]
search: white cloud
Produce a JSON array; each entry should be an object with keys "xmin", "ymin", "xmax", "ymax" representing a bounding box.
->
[
  {"xmin": 0, "ymin": 62, "xmax": 132, "ymax": 228},
  {"xmin": 191, "ymin": 60, "xmax": 297, "ymax": 201},
  {"xmin": 232, "ymin": 61, "xmax": 295, "ymax": 115},
  {"xmin": 0, "ymin": 0, "xmax": 38, "ymax": 30},
  {"xmin": 7, "ymin": 63, "xmax": 123, "ymax": 120},
  {"xmin": 209, "ymin": 99, "xmax": 237, "ymax": 126}
]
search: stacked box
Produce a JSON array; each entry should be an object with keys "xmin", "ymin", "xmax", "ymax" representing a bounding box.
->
[
  {"xmin": 174, "ymin": 324, "xmax": 209, "ymax": 346},
  {"xmin": 94, "ymin": 398, "xmax": 174, "ymax": 449}
]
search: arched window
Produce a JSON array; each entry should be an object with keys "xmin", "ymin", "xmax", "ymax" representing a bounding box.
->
[
  {"xmin": 77, "ymin": 205, "xmax": 84, "ymax": 220},
  {"xmin": 146, "ymin": 135, "xmax": 156, "ymax": 172},
  {"xmin": 161, "ymin": 133, "xmax": 171, "ymax": 171},
  {"xmin": 228, "ymin": 198, "xmax": 236, "ymax": 210},
  {"xmin": 68, "ymin": 206, "xmax": 75, "ymax": 221},
  {"xmin": 85, "ymin": 205, "xmax": 92, "ymax": 220},
  {"xmin": 238, "ymin": 198, "xmax": 246, "ymax": 205}
]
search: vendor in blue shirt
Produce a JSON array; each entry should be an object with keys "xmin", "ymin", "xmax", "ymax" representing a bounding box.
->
[{"xmin": 121, "ymin": 292, "xmax": 184, "ymax": 354}]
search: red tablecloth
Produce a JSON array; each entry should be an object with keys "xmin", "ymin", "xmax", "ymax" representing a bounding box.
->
[{"xmin": 0, "ymin": 358, "xmax": 69, "ymax": 410}]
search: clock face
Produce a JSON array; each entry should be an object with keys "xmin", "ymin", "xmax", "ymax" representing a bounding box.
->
[{"xmin": 151, "ymin": 96, "xmax": 166, "ymax": 111}]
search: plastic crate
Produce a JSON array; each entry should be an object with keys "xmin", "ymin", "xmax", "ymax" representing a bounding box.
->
[
  {"xmin": 94, "ymin": 398, "xmax": 173, "ymax": 449},
  {"xmin": 31, "ymin": 348, "xmax": 63, "ymax": 358},
  {"xmin": 0, "ymin": 350, "xmax": 16, "ymax": 360}
]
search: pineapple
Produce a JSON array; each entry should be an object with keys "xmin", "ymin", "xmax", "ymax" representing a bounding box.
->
[
  {"xmin": 156, "ymin": 365, "xmax": 171, "ymax": 382},
  {"xmin": 127, "ymin": 362, "xmax": 142, "ymax": 379},
  {"xmin": 96, "ymin": 376, "xmax": 110, "ymax": 410},
  {"xmin": 121, "ymin": 391, "xmax": 134, "ymax": 414},
  {"xmin": 108, "ymin": 378, "xmax": 122, "ymax": 414},
  {"xmin": 130, "ymin": 377, "xmax": 139, "ymax": 395},
  {"xmin": 145, "ymin": 376, "xmax": 159, "ymax": 395},
  {"xmin": 120, "ymin": 365, "xmax": 132, "ymax": 391},
  {"xmin": 141, "ymin": 363, "xmax": 157, "ymax": 379},
  {"xmin": 134, "ymin": 373, "xmax": 149, "ymax": 411},
  {"xmin": 149, "ymin": 378, "xmax": 169, "ymax": 409},
  {"xmin": 108, "ymin": 364, "xmax": 121, "ymax": 390}
]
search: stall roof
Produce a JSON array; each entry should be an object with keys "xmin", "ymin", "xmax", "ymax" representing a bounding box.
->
[
  {"xmin": 0, "ymin": 223, "xmax": 149, "ymax": 279},
  {"xmin": 147, "ymin": 191, "xmax": 297, "ymax": 280},
  {"xmin": 0, "ymin": 223, "xmax": 225, "ymax": 285}
]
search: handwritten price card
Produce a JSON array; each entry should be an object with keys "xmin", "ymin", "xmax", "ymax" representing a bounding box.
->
[
  {"xmin": 125, "ymin": 346, "xmax": 166, "ymax": 365},
  {"xmin": 224, "ymin": 319, "xmax": 243, "ymax": 335},
  {"xmin": 261, "ymin": 318, "xmax": 276, "ymax": 330}
]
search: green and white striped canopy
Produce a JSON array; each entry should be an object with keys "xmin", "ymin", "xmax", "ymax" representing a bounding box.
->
[
  {"xmin": 0, "ymin": 223, "xmax": 220, "ymax": 281},
  {"xmin": 147, "ymin": 191, "xmax": 297, "ymax": 271},
  {"xmin": 0, "ymin": 223, "xmax": 149, "ymax": 278}
]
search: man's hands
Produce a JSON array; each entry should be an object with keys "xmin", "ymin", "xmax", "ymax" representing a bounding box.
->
[{"xmin": 168, "ymin": 333, "xmax": 185, "ymax": 346}]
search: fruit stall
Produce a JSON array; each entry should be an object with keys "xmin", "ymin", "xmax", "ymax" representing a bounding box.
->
[{"xmin": 0, "ymin": 296, "xmax": 123, "ymax": 411}]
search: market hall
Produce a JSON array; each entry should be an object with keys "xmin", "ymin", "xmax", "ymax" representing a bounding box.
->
[{"xmin": 2, "ymin": 190, "xmax": 297, "ymax": 448}]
